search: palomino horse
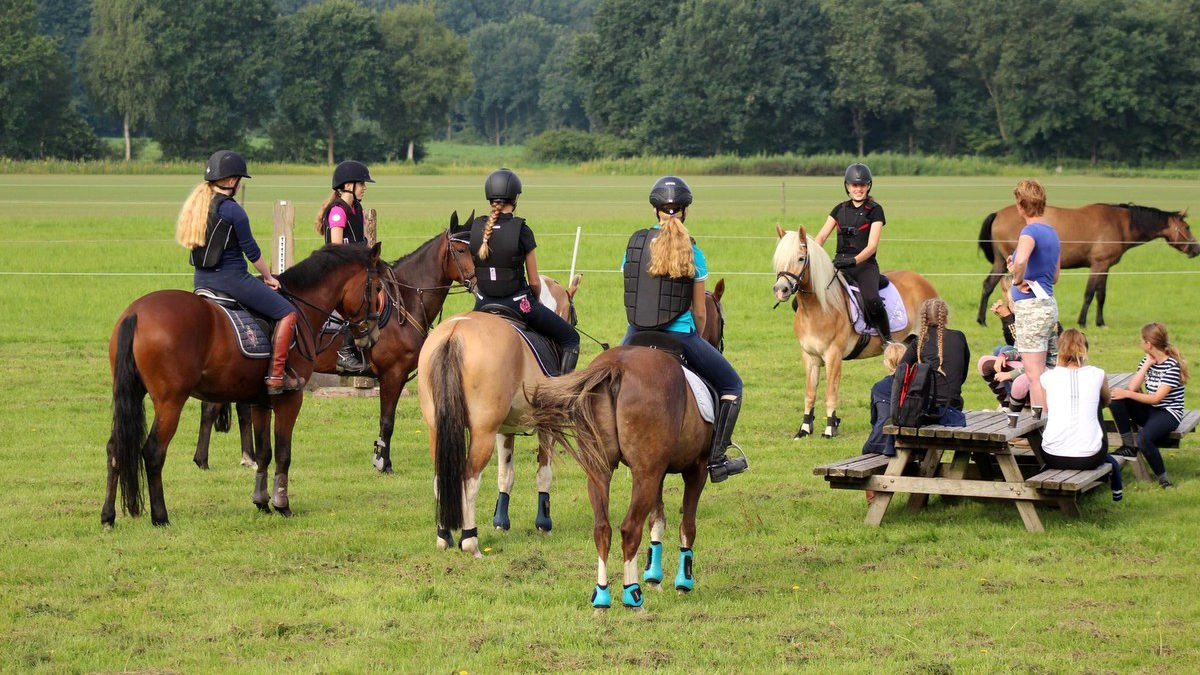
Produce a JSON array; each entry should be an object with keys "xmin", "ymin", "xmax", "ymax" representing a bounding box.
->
[
  {"xmin": 191, "ymin": 217, "xmax": 476, "ymax": 473},
  {"xmin": 419, "ymin": 275, "xmax": 581, "ymax": 556},
  {"xmin": 102, "ymin": 244, "xmax": 384, "ymax": 527},
  {"xmin": 524, "ymin": 285, "xmax": 727, "ymax": 612},
  {"xmin": 978, "ymin": 203, "xmax": 1198, "ymax": 326},
  {"xmin": 772, "ymin": 226, "xmax": 938, "ymax": 439}
]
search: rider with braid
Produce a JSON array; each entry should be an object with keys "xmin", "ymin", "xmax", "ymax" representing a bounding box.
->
[
  {"xmin": 815, "ymin": 163, "xmax": 893, "ymax": 342},
  {"xmin": 899, "ymin": 298, "xmax": 970, "ymax": 426},
  {"xmin": 316, "ymin": 160, "xmax": 375, "ymax": 373},
  {"xmin": 622, "ymin": 176, "xmax": 748, "ymax": 483},
  {"xmin": 177, "ymin": 150, "xmax": 303, "ymax": 394},
  {"xmin": 468, "ymin": 168, "xmax": 580, "ymax": 374}
]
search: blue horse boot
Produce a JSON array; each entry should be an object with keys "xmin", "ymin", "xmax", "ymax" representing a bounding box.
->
[
  {"xmin": 675, "ymin": 548, "xmax": 694, "ymax": 592},
  {"xmin": 535, "ymin": 491, "xmax": 552, "ymax": 532},
  {"xmin": 622, "ymin": 583, "xmax": 643, "ymax": 609},
  {"xmin": 492, "ymin": 492, "xmax": 511, "ymax": 531},
  {"xmin": 643, "ymin": 541, "xmax": 664, "ymax": 585},
  {"xmin": 591, "ymin": 584, "xmax": 612, "ymax": 609}
]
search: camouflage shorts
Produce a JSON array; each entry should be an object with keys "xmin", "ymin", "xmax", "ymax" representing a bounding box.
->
[{"xmin": 1013, "ymin": 297, "xmax": 1058, "ymax": 355}]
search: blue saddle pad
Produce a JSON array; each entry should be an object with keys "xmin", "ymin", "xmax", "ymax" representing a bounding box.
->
[
  {"xmin": 214, "ymin": 304, "xmax": 272, "ymax": 359},
  {"xmin": 510, "ymin": 323, "xmax": 561, "ymax": 377}
]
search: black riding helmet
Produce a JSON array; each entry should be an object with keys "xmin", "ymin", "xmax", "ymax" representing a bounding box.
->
[
  {"xmin": 332, "ymin": 159, "xmax": 375, "ymax": 190},
  {"xmin": 843, "ymin": 163, "xmax": 872, "ymax": 195},
  {"xmin": 205, "ymin": 150, "xmax": 251, "ymax": 182},
  {"xmin": 649, "ymin": 176, "xmax": 693, "ymax": 213},
  {"xmin": 485, "ymin": 168, "xmax": 522, "ymax": 203}
]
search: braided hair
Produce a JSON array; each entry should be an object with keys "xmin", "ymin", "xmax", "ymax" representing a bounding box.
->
[
  {"xmin": 477, "ymin": 200, "xmax": 505, "ymax": 260},
  {"xmin": 916, "ymin": 298, "xmax": 949, "ymax": 375}
]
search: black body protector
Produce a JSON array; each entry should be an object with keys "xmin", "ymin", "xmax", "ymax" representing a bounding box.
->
[
  {"xmin": 323, "ymin": 198, "xmax": 365, "ymax": 245},
  {"xmin": 469, "ymin": 214, "xmax": 528, "ymax": 297},
  {"xmin": 189, "ymin": 193, "xmax": 236, "ymax": 268},
  {"xmin": 623, "ymin": 229, "xmax": 694, "ymax": 329},
  {"xmin": 833, "ymin": 199, "xmax": 883, "ymax": 263}
]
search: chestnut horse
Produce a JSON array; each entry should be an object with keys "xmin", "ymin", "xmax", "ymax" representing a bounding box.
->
[
  {"xmin": 978, "ymin": 203, "xmax": 1198, "ymax": 327},
  {"xmin": 523, "ymin": 285, "xmax": 726, "ymax": 612},
  {"xmin": 191, "ymin": 218, "xmax": 476, "ymax": 473},
  {"xmin": 771, "ymin": 225, "xmax": 938, "ymax": 439},
  {"xmin": 102, "ymin": 244, "xmax": 384, "ymax": 527},
  {"xmin": 419, "ymin": 275, "xmax": 581, "ymax": 557}
]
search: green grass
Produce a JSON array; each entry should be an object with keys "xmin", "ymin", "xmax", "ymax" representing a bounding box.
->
[{"xmin": 2, "ymin": 173, "xmax": 1199, "ymax": 671}]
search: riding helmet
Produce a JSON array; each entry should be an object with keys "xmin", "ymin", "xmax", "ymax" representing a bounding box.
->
[
  {"xmin": 649, "ymin": 176, "xmax": 693, "ymax": 211},
  {"xmin": 332, "ymin": 159, "xmax": 375, "ymax": 190},
  {"xmin": 843, "ymin": 162, "xmax": 872, "ymax": 192},
  {"xmin": 204, "ymin": 150, "xmax": 251, "ymax": 182},
  {"xmin": 485, "ymin": 168, "xmax": 522, "ymax": 202}
]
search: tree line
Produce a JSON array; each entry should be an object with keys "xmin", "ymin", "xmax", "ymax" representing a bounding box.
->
[{"xmin": 6, "ymin": 0, "xmax": 1200, "ymax": 165}]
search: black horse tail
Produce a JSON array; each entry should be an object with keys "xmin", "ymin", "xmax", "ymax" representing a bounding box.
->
[
  {"xmin": 525, "ymin": 363, "xmax": 624, "ymax": 485},
  {"xmin": 433, "ymin": 336, "xmax": 468, "ymax": 531},
  {"xmin": 111, "ymin": 314, "xmax": 147, "ymax": 517},
  {"xmin": 979, "ymin": 212, "xmax": 997, "ymax": 264},
  {"xmin": 214, "ymin": 403, "xmax": 232, "ymax": 433}
]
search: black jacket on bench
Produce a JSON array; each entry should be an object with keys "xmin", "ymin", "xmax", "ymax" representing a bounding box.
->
[{"xmin": 900, "ymin": 328, "xmax": 970, "ymax": 411}]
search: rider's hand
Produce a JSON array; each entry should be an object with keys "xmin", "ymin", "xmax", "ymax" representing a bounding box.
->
[
  {"xmin": 263, "ymin": 275, "xmax": 280, "ymax": 290},
  {"xmin": 833, "ymin": 254, "xmax": 855, "ymax": 269}
]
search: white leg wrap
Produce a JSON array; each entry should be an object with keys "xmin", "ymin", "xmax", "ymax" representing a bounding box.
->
[
  {"xmin": 535, "ymin": 462, "xmax": 552, "ymax": 493},
  {"xmin": 597, "ymin": 557, "xmax": 608, "ymax": 586},
  {"xmin": 623, "ymin": 557, "xmax": 638, "ymax": 586},
  {"xmin": 650, "ymin": 514, "xmax": 666, "ymax": 542},
  {"xmin": 497, "ymin": 435, "xmax": 515, "ymax": 493}
]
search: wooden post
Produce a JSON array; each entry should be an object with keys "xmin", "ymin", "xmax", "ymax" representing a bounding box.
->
[
  {"xmin": 780, "ymin": 181, "xmax": 786, "ymax": 217},
  {"xmin": 365, "ymin": 208, "xmax": 378, "ymax": 246},
  {"xmin": 272, "ymin": 201, "xmax": 295, "ymax": 275}
]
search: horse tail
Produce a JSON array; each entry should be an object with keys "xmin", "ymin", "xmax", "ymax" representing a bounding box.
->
[
  {"xmin": 526, "ymin": 363, "xmax": 624, "ymax": 482},
  {"xmin": 214, "ymin": 403, "xmax": 232, "ymax": 433},
  {"xmin": 432, "ymin": 336, "xmax": 468, "ymax": 531},
  {"xmin": 979, "ymin": 212, "xmax": 997, "ymax": 264},
  {"xmin": 111, "ymin": 314, "xmax": 147, "ymax": 517}
]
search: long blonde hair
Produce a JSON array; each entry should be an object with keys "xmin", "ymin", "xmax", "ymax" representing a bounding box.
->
[
  {"xmin": 175, "ymin": 181, "xmax": 218, "ymax": 248},
  {"xmin": 916, "ymin": 298, "xmax": 949, "ymax": 375},
  {"xmin": 648, "ymin": 210, "xmax": 696, "ymax": 278},
  {"xmin": 314, "ymin": 190, "xmax": 341, "ymax": 236},
  {"xmin": 1057, "ymin": 328, "xmax": 1089, "ymax": 367},
  {"xmin": 476, "ymin": 200, "xmax": 507, "ymax": 260},
  {"xmin": 1142, "ymin": 322, "xmax": 1189, "ymax": 384}
]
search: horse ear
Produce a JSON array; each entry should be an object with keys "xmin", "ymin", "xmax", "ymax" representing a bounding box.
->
[
  {"xmin": 468, "ymin": 209, "xmax": 476, "ymax": 223},
  {"xmin": 568, "ymin": 273, "xmax": 582, "ymax": 298},
  {"xmin": 450, "ymin": 210, "xmax": 459, "ymax": 229},
  {"xmin": 798, "ymin": 225, "xmax": 808, "ymax": 240},
  {"xmin": 370, "ymin": 242, "xmax": 381, "ymax": 262},
  {"xmin": 713, "ymin": 278, "xmax": 725, "ymax": 302},
  {"xmin": 775, "ymin": 224, "xmax": 786, "ymax": 239},
  {"xmin": 1181, "ymin": 207, "xmax": 1189, "ymax": 218}
]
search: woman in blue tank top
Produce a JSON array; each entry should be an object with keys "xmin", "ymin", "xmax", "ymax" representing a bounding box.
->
[{"xmin": 1008, "ymin": 179, "xmax": 1060, "ymax": 414}]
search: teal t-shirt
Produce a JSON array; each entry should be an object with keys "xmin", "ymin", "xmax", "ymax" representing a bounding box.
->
[{"xmin": 620, "ymin": 227, "xmax": 708, "ymax": 333}]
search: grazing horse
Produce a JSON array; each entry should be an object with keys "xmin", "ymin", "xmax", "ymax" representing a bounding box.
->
[
  {"xmin": 523, "ymin": 286, "xmax": 727, "ymax": 612},
  {"xmin": 419, "ymin": 275, "xmax": 581, "ymax": 557},
  {"xmin": 978, "ymin": 203, "xmax": 1198, "ymax": 326},
  {"xmin": 191, "ymin": 217, "xmax": 476, "ymax": 473},
  {"xmin": 771, "ymin": 225, "xmax": 938, "ymax": 439},
  {"xmin": 102, "ymin": 244, "xmax": 384, "ymax": 527}
]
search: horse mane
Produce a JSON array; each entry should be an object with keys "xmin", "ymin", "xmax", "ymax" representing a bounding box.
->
[
  {"xmin": 279, "ymin": 243, "xmax": 373, "ymax": 292},
  {"xmin": 772, "ymin": 230, "xmax": 835, "ymax": 312},
  {"xmin": 1106, "ymin": 203, "xmax": 1182, "ymax": 239},
  {"xmin": 391, "ymin": 231, "xmax": 443, "ymax": 270}
]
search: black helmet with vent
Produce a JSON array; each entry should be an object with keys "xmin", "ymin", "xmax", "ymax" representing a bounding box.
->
[
  {"xmin": 649, "ymin": 176, "xmax": 693, "ymax": 211},
  {"xmin": 204, "ymin": 150, "xmax": 250, "ymax": 182},
  {"xmin": 332, "ymin": 160, "xmax": 374, "ymax": 189},
  {"xmin": 485, "ymin": 168, "xmax": 522, "ymax": 202}
]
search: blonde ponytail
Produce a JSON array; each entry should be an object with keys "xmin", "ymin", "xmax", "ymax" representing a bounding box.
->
[
  {"xmin": 175, "ymin": 181, "xmax": 217, "ymax": 249},
  {"xmin": 314, "ymin": 190, "xmax": 340, "ymax": 235},
  {"xmin": 478, "ymin": 201, "xmax": 504, "ymax": 260},
  {"xmin": 647, "ymin": 211, "xmax": 696, "ymax": 278}
]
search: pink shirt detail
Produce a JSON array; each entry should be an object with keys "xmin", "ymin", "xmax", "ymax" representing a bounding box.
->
[{"xmin": 327, "ymin": 205, "xmax": 347, "ymax": 229}]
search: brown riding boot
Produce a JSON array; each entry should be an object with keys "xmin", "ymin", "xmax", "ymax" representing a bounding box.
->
[{"xmin": 265, "ymin": 312, "xmax": 305, "ymax": 395}]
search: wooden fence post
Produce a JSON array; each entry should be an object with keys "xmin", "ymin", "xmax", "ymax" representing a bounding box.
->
[
  {"xmin": 365, "ymin": 208, "xmax": 378, "ymax": 246},
  {"xmin": 272, "ymin": 200, "xmax": 295, "ymax": 275}
]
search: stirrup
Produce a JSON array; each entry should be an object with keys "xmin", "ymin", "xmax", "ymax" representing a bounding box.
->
[
  {"xmin": 708, "ymin": 442, "xmax": 749, "ymax": 483},
  {"xmin": 265, "ymin": 370, "xmax": 305, "ymax": 395}
]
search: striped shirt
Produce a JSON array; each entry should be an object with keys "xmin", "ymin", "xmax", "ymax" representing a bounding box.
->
[{"xmin": 1139, "ymin": 355, "xmax": 1185, "ymax": 421}]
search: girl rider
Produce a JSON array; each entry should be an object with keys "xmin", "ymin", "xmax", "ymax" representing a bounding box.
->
[
  {"xmin": 176, "ymin": 150, "xmax": 303, "ymax": 395},
  {"xmin": 815, "ymin": 163, "xmax": 892, "ymax": 342},
  {"xmin": 622, "ymin": 176, "xmax": 748, "ymax": 483},
  {"xmin": 468, "ymin": 168, "xmax": 580, "ymax": 374},
  {"xmin": 316, "ymin": 159, "xmax": 375, "ymax": 373}
]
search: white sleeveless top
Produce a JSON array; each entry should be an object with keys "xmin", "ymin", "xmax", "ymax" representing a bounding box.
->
[{"xmin": 1040, "ymin": 365, "xmax": 1106, "ymax": 457}]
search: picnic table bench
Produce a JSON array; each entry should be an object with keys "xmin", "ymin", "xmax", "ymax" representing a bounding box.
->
[{"xmin": 1105, "ymin": 372, "xmax": 1199, "ymax": 480}]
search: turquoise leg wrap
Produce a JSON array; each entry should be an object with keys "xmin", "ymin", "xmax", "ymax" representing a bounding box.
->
[
  {"xmin": 643, "ymin": 541, "xmax": 664, "ymax": 584},
  {"xmin": 622, "ymin": 582, "xmax": 643, "ymax": 608},
  {"xmin": 591, "ymin": 584, "xmax": 611, "ymax": 609},
  {"xmin": 492, "ymin": 492, "xmax": 510, "ymax": 531},
  {"xmin": 674, "ymin": 548, "xmax": 694, "ymax": 592}
]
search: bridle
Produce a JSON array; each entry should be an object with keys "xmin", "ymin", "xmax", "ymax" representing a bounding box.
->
[
  {"xmin": 281, "ymin": 258, "xmax": 384, "ymax": 361},
  {"xmin": 372, "ymin": 231, "xmax": 477, "ymax": 340},
  {"xmin": 775, "ymin": 248, "xmax": 812, "ymax": 300}
]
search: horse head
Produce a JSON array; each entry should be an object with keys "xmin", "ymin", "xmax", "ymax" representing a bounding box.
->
[
  {"xmin": 542, "ymin": 274, "xmax": 582, "ymax": 325},
  {"xmin": 446, "ymin": 210, "xmax": 477, "ymax": 292},
  {"xmin": 339, "ymin": 242, "xmax": 386, "ymax": 349},
  {"xmin": 1166, "ymin": 208, "xmax": 1200, "ymax": 258},
  {"xmin": 772, "ymin": 225, "xmax": 834, "ymax": 310}
]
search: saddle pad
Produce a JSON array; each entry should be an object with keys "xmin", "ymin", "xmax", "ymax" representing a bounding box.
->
[
  {"xmin": 214, "ymin": 304, "xmax": 272, "ymax": 359},
  {"xmin": 840, "ymin": 276, "xmax": 908, "ymax": 336},
  {"xmin": 510, "ymin": 323, "xmax": 562, "ymax": 377},
  {"xmin": 682, "ymin": 367, "xmax": 715, "ymax": 424}
]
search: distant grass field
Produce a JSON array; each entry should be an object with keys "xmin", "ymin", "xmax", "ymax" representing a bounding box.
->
[{"xmin": 2, "ymin": 173, "xmax": 1199, "ymax": 671}]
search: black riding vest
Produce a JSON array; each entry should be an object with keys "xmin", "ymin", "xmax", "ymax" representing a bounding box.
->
[
  {"xmin": 623, "ymin": 229, "xmax": 694, "ymax": 330},
  {"xmin": 469, "ymin": 214, "xmax": 527, "ymax": 297},
  {"xmin": 189, "ymin": 193, "xmax": 237, "ymax": 269},
  {"xmin": 833, "ymin": 198, "xmax": 882, "ymax": 259},
  {"xmin": 323, "ymin": 198, "xmax": 365, "ymax": 245}
]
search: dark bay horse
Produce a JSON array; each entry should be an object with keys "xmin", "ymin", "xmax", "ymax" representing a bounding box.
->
[
  {"xmin": 978, "ymin": 203, "xmax": 1198, "ymax": 326},
  {"xmin": 103, "ymin": 243, "xmax": 384, "ymax": 527},
  {"xmin": 523, "ymin": 289, "xmax": 726, "ymax": 612},
  {"xmin": 191, "ymin": 218, "xmax": 476, "ymax": 474}
]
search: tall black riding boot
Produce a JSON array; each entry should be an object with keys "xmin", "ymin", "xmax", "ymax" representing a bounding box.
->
[
  {"xmin": 558, "ymin": 345, "xmax": 580, "ymax": 375},
  {"xmin": 867, "ymin": 299, "xmax": 893, "ymax": 343},
  {"xmin": 337, "ymin": 333, "xmax": 366, "ymax": 374},
  {"xmin": 708, "ymin": 396, "xmax": 749, "ymax": 483}
]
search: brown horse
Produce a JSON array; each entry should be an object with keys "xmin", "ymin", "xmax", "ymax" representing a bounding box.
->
[
  {"xmin": 978, "ymin": 203, "xmax": 1198, "ymax": 327},
  {"xmin": 102, "ymin": 243, "xmax": 384, "ymax": 527},
  {"xmin": 771, "ymin": 225, "xmax": 938, "ymax": 439},
  {"xmin": 419, "ymin": 275, "xmax": 581, "ymax": 556},
  {"xmin": 191, "ymin": 218, "xmax": 476, "ymax": 473},
  {"xmin": 523, "ymin": 288, "xmax": 726, "ymax": 612}
]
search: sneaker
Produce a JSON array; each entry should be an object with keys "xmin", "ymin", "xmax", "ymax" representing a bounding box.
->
[
  {"xmin": 1111, "ymin": 489, "xmax": 1123, "ymax": 502},
  {"xmin": 1112, "ymin": 445, "xmax": 1139, "ymax": 458},
  {"xmin": 1159, "ymin": 477, "xmax": 1175, "ymax": 489}
]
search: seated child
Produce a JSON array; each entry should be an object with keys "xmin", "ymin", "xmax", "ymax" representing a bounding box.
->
[{"xmin": 863, "ymin": 342, "xmax": 909, "ymax": 457}]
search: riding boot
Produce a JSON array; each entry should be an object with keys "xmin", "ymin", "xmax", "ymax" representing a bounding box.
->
[
  {"xmin": 867, "ymin": 299, "xmax": 893, "ymax": 343},
  {"xmin": 337, "ymin": 333, "xmax": 366, "ymax": 374},
  {"xmin": 265, "ymin": 312, "xmax": 305, "ymax": 395},
  {"xmin": 558, "ymin": 345, "xmax": 580, "ymax": 375},
  {"xmin": 708, "ymin": 396, "xmax": 749, "ymax": 483}
]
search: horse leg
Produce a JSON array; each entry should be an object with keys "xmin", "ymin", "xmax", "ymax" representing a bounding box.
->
[
  {"xmin": 269, "ymin": 394, "xmax": 303, "ymax": 517},
  {"xmin": 145, "ymin": 396, "xmax": 186, "ymax": 526},
  {"xmin": 619, "ymin": 473, "xmax": 663, "ymax": 611},
  {"xmin": 794, "ymin": 352, "xmax": 820, "ymax": 440},
  {"xmin": 1095, "ymin": 271, "xmax": 1110, "ymax": 327},
  {"xmin": 236, "ymin": 402, "xmax": 255, "ymax": 469},
  {"xmin": 251, "ymin": 405, "xmax": 273, "ymax": 513},
  {"xmin": 978, "ymin": 261, "xmax": 1006, "ymax": 325},
  {"xmin": 459, "ymin": 429, "xmax": 496, "ymax": 558},
  {"xmin": 194, "ymin": 402, "xmax": 219, "ymax": 470},
  {"xmin": 493, "ymin": 433, "xmax": 515, "ymax": 531},
  {"xmin": 675, "ymin": 462, "xmax": 706, "ymax": 592},
  {"xmin": 535, "ymin": 435, "xmax": 553, "ymax": 533},
  {"xmin": 822, "ymin": 349, "xmax": 843, "ymax": 439},
  {"xmin": 101, "ymin": 436, "xmax": 119, "ymax": 529},
  {"xmin": 1078, "ymin": 271, "xmax": 1100, "ymax": 327},
  {"xmin": 642, "ymin": 483, "xmax": 666, "ymax": 589},
  {"xmin": 372, "ymin": 369, "xmax": 407, "ymax": 474},
  {"xmin": 587, "ymin": 470, "xmax": 615, "ymax": 611}
]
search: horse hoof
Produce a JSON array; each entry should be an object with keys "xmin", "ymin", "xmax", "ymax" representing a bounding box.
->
[
  {"xmin": 625, "ymin": 604, "xmax": 646, "ymax": 613},
  {"xmin": 273, "ymin": 505, "xmax": 292, "ymax": 517},
  {"xmin": 645, "ymin": 582, "xmax": 662, "ymax": 592},
  {"xmin": 436, "ymin": 538, "xmax": 449, "ymax": 551},
  {"xmin": 152, "ymin": 518, "xmax": 170, "ymax": 527},
  {"xmin": 593, "ymin": 608, "xmax": 608, "ymax": 618},
  {"xmin": 194, "ymin": 460, "xmax": 208, "ymax": 470},
  {"xmin": 240, "ymin": 458, "xmax": 257, "ymax": 470},
  {"xmin": 677, "ymin": 587, "xmax": 692, "ymax": 595},
  {"xmin": 101, "ymin": 522, "xmax": 114, "ymax": 531}
]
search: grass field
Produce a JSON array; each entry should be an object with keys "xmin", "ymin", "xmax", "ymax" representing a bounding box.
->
[{"xmin": 2, "ymin": 173, "xmax": 1199, "ymax": 672}]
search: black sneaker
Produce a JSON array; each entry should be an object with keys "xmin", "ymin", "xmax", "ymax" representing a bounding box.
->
[
  {"xmin": 1113, "ymin": 445, "xmax": 1139, "ymax": 458},
  {"xmin": 1159, "ymin": 477, "xmax": 1175, "ymax": 489}
]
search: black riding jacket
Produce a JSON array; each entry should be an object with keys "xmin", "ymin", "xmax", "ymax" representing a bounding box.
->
[{"xmin": 830, "ymin": 198, "xmax": 886, "ymax": 263}]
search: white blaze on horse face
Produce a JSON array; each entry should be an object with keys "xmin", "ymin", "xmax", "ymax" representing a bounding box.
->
[
  {"xmin": 535, "ymin": 461, "xmax": 552, "ymax": 493},
  {"xmin": 497, "ymin": 434, "xmax": 515, "ymax": 493},
  {"xmin": 597, "ymin": 557, "xmax": 608, "ymax": 586},
  {"xmin": 623, "ymin": 558, "xmax": 639, "ymax": 586}
]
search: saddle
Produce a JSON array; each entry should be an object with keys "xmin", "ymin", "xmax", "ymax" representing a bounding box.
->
[
  {"xmin": 838, "ymin": 275, "xmax": 908, "ymax": 338},
  {"xmin": 194, "ymin": 288, "xmax": 275, "ymax": 359},
  {"xmin": 626, "ymin": 331, "xmax": 716, "ymax": 423},
  {"xmin": 479, "ymin": 304, "xmax": 564, "ymax": 377}
]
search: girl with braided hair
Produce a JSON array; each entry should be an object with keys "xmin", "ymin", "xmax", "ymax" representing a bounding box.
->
[{"xmin": 899, "ymin": 298, "xmax": 971, "ymax": 426}]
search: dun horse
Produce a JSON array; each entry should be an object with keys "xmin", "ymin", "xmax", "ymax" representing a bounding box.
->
[
  {"xmin": 524, "ymin": 284, "xmax": 726, "ymax": 612},
  {"xmin": 103, "ymin": 244, "xmax": 383, "ymax": 527},
  {"xmin": 419, "ymin": 275, "xmax": 581, "ymax": 557},
  {"xmin": 978, "ymin": 203, "xmax": 1198, "ymax": 326},
  {"xmin": 772, "ymin": 226, "xmax": 938, "ymax": 439}
]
